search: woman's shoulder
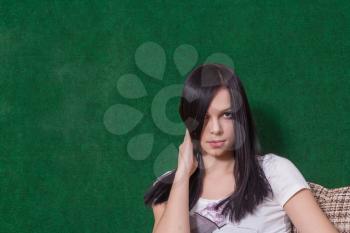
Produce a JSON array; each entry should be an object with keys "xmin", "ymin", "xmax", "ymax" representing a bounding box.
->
[
  {"xmin": 258, "ymin": 153, "xmax": 295, "ymax": 170},
  {"xmin": 257, "ymin": 152, "xmax": 305, "ymax": 180}
]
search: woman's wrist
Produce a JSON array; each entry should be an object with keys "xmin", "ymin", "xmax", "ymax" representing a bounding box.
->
[{"xmin": 174, "ymin": 167, "xmax": 191, "ymax": 183}]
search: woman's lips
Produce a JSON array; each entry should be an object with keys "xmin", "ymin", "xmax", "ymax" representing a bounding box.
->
[{"xmin": 208, "ymin": 140, "xmax": 225, "ymax": 148}]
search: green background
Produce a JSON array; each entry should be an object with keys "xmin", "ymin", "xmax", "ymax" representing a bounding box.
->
[{"xmin": 1, "ymin": 1, "xmax": 349, "ymax": 232}]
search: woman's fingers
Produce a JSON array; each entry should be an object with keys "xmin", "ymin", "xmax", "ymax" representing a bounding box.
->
[{"xmin": 179, "ymin": 128, "xmax": 199, "ymax": 177}]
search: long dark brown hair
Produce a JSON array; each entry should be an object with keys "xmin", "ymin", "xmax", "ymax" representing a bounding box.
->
[{"xmin": 143, "ymin": 63, "xmax": 272, "ymax": 223}]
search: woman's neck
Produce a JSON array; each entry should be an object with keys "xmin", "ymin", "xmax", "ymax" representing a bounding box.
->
[{"xmin": 202, "ymin": 152, "xmax": 235, "ymax": 178}]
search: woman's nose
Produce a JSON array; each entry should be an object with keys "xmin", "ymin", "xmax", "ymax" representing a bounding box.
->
[{"xmin": 210, "ymin": 118, "xmax": 222, "ymax": 134}]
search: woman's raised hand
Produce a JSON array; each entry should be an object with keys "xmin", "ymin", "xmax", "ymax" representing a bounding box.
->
[{"xmin": 177, "ymin": 129, "xmax": 198, "ymax": 178}]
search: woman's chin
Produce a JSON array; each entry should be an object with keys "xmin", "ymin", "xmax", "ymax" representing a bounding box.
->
[
  {"xmin": 204, "ymin": 148, "xmax": 225, "ymax": 156},
  {"xmin": 203, "ymin": 148, "xmax": 233, "ymax": 158}
]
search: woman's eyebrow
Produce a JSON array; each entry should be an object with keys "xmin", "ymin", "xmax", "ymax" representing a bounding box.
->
[
  {"xmin": 207, "ymin": 107, "xmax": 232, "ymax": 115},
  {"xmin": 221, "ymin": 107, "xmax": 232, "ymax": 112}
]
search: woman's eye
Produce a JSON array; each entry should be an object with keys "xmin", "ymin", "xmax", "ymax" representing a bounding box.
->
[{"xmin": 224, "ymin": 112, "xmax": 233, "ymax": 118}]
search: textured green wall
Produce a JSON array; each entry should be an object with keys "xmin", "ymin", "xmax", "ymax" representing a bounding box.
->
[{"xmin": 1, "ymin": 1, "xmax": 349, "ymax": 232}]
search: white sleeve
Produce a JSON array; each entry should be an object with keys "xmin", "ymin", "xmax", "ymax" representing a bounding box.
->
[{"xmin": 263, "ymin": 154, "xmax": 310, "ymax": 207}]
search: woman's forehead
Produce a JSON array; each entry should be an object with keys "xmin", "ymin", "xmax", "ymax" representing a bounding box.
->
[{"xmin": 207, "ymin": 88, "xmax": 232, "ymax": 112}]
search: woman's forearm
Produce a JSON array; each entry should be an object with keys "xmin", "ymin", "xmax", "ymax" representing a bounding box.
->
[{"xmin": 153, "ymin": 168, "xmax": 191, "ymax": 233}]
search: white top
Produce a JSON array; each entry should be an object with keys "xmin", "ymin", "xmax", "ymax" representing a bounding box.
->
[{"xmin": 188, "ymin": 153, "xmax": 310, "ymax": 233}]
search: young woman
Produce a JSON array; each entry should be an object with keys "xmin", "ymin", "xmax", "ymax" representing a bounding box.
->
[{"xmin": 144, "ymin": 63, "xmax": 338, "ymax": 233}]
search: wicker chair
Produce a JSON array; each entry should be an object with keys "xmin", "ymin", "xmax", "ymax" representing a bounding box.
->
[{"xmin": 291, "ymin": 182, "xmax": 350, "ymax": 233}]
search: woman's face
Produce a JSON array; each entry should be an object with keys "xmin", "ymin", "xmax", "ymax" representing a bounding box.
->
[{"xmin": 199, "ymin": 87, "xmax": 235, "ymax": 158}]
